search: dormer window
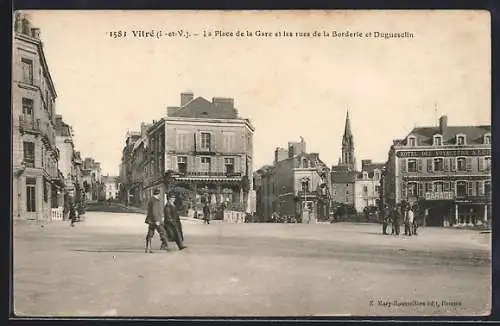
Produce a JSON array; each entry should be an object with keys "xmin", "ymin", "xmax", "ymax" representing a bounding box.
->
[
  {"xmin": 433, "ymin": 134, "xmax": 443, "ymax": 146},
  {"xmin": 484, "ymin": 133, "xmax": 491, "ymax": 145},
  {"xmin": 456, "ymin": 134, "xmax": 466, "ymax": 146},
  {"xmin": 407, "ymin": 136, "xmax": 416, "ymax": 147},
  {"xmin": 362, "ymin": 172, "xmax": 368, "ymax": 179},
  {"xmin": 373, "ymin": 170, "xmax": 380, "ymax": 180}
]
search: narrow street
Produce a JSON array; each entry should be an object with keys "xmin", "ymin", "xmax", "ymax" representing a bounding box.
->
[{"xmin": 13, "ymin": 211, "xmax": 491, "ymax": 317}]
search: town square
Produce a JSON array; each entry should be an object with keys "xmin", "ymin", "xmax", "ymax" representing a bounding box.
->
[{"xmin": 11, "ymin": 11, "xmax": 491, "ymax": 317}]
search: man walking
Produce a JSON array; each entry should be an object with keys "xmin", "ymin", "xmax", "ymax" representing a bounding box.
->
[
  {"xmin": 392, "ymin": 204, "xmax": 401, "ymax": 236},
  {"xmin": 164, "ymin": 192, "xmax": 187, "ymax": 251},
  {"xmin": 144, "ymin": 188, "xmax": 169, "ymax": 253}
]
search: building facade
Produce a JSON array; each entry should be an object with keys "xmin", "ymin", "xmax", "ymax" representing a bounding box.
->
[
  {"xmin": 163, "ymin": 92, "xmax": 255, "ymax": 212},
  {"xmin": 82, "ymin": 157, "xmax": 102, "ymax": 202},
  {"xmin": 102, "ymin": 175, "xmax": 119, "ymax": 200},
  {"xmin": 12, "ymin": 13, "xmax": 63, "ymax": 220},
  {"xmin": 118, "ymin": 131, "xmax": 141, "ymax": 205},
  {"xmin": 354, "ymin": 160, "xmax": 384, "ymax": 212},
  {"xmin": 256, "ymin": 139, "xmax": 331, "ymax": 222},
  {"xmin": 382, "ymin": 115, "xmax": 492, "ymax": 227}
]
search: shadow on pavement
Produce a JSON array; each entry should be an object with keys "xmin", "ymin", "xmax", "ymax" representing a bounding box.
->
[{"xmin": 72, "ymin": 249, "xmax": 148, "ymax": 254}]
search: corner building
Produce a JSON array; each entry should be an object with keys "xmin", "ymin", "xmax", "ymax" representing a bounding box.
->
[
  {"xmin": 12, "ymin": 13, "xmax": 62, "ymax": 220},
  {"xmin": 383, "ymin": 115, "xmax": 491, "ymax": 227}
]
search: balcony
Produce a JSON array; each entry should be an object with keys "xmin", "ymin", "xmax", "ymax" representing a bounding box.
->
[
  {"xmin": 19, "ymin": 115, "xmax": 41, "ymax": 134},
  {"xmin": 182, "ymin": 171, "xmax": 243, "ymax": 177}
]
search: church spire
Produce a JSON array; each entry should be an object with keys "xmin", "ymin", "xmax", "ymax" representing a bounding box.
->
[
  {"xmin": 344, "ymin": 110, "xmax": 352, "ymax": 138},
  {"xmin": 340, "ymin": 109, "xmax": 356, "ymax": 171}
]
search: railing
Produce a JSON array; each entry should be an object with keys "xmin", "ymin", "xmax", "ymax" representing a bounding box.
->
[
  {"xmin": 51, "ymin": 207, "xmax": 63, "ymax": 221},
  {"xmin": 182, "ymin": 171, "xmax": 242, "ymax": 177},
  {"xmin": 19, "ymin": 115, "xmax": 41, "ymax": 133}
]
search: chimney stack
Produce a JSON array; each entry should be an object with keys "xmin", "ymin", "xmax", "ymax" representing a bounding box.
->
[
  {"xmin": 181, "ymin": 92, "xmax": 194, "ymax": 106},
  {"xmin": 439, "ymin": 115, "xmax": 448, "ymax": 134},
  {"xmin": 22, "ymin": 16, "xmax": 31, "ymax": 35}
]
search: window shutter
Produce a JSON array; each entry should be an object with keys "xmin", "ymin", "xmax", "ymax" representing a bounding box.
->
[
  {"xmin": 193, "ymin": 132, "xmax": 197, "ymax": 151},
  {"xmin": 210, "ymin": 132, "xmax": 215, "ymax": 152},
  {"xmin": 466, "ymin": 157, "xmax": 473, "ymax": 171},
  {"xmin": 234, "ymin": 156, "xmax": 241, "ymax": 173},
  {"xmin": 478, "ymin": 157, "xmax": 484, "ymax": 171},
  {"xmin": 443, "ymin": 157, "xmax": 450, "ymax": 171},
  {"xmin": 417, "ymin": 159, "xmax": 423, "ymax": 172},
  {"xmin": 399, "ymin": 158, "xmax": 407, "ymax": 173},
  {"xmin": 476, "ymin": 181, "xmax": 483, "ymax": 196},
  {"xmin": 426, "ymin": 158, "xmax": 433, "ymax": 172},
  {"xmin": 443, "ymin": 181, "xmax": 450, "ymax": 192},
  {"xmin": 467, "ymin": 181, "xmax": 473, "ymax": 196},
  {"xmin": 450, "ymin": 158, "xmax": 456, "ymax": 171}
]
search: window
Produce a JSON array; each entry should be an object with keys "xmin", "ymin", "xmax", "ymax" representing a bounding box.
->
[
  {"xmin": 200, "ymin": 157, "xmax": 211, "ymax": 172},
  {"xmin": 484, "ymin": 157, "xmax": 491, "ymax": 171},
  {"xmin": 224, "ymin": 158, "xmax": 235, "ymax": 174},
  {"xmin": 223, "ymin": 133, "xmax": 235, "ymax": 152},
  {"xmin": 22, "ymin": 98, "xmax": 33, "ymax": 116},
  {"xmin": 21, "ymin": 58, "xmax": 33, "ymax": 84},
  {"xmin": 407, "ymin": 182, "xmax": 417, "ymax": 196},
  {"xmin": 407, "ymin": 136, "xmax": 416, "ymax": 147},
  {"xmin": 201, "ymin": 132, "xmax": 211, "ymax": 149},
  {"xmin": 434, "ymin": 182, "xmax": 444, "ymax": 192},
  {"xmin": 407, "ymin": 159, "xmax": 417, "ymax": 172},
  {"xmin": 375, "ymin": 185, "xmax": 380, "ymax": 193},
  {"xmin": 43, "ymin": 181, "xmax": 48, "ymax": 202},
  {"xmin": 484, "ymin": 134, "xmax": 491, "ymax": 145},
  {"xmin": 177, "ymin": 156, "xmax": 187, "ymax": 174},
  {"xmin": 175, "ymin": 132, "xmax": 188, "ymax": 151},
  {"xmin": 362, "ymin": 172, "xmax": 368, "ymax": 179},
  {"xmin": 457, "ymin": 157, "xmax": 467, "ymax": 172},
  {"xmin": 456, "ymin": 181, "xmax": 467, "ymax": 197},
  {"xmin": 456, "ymin": 135, "xmax": 466, "ymax": 146},
  {"xmin": 374, "ymin": 171, "xmax": 380, "ymax": 180},
  {"xmin": 467, "ymin": 182, "xmax": 474, "ymax": 196},
  {"xmin": 433, "ymin": 135, "xmax": 443, "ymax": 146},
  {"xmin": 363, "ymin": 186, "xmax": 368, "ymax": 193},
  {"xmin": 23, "ymin": 141, "xmax": 35, "ymax": 167},
  {"xmin": 485, "ymin": 180, "xmax": 491, "ymax": 195},
  {"xmin": 433, "ymin": 158, "xmax": 444, "ymax": 172},
  {"xmin": 26, "ymin": 177, "xmax": 36, "ymax": 212}
]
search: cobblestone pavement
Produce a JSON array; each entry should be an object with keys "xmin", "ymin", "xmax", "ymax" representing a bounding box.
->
[{"xmin": 13, "ymin": 212, "xmax": 491, "ymax": 317}]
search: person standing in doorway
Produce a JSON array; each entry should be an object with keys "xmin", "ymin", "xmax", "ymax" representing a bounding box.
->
[
  {"xmin": 144, "ymin": 188, "xmax": 169, "ymax": 253},
  {"xmin": 164, "ymin": 192, "xmax": 187, "ymax": 250}
]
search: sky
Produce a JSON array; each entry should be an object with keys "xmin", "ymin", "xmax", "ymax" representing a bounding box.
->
[{"xmin": 22, "ymin": 10, "xmax": 490, "ymax": 176}]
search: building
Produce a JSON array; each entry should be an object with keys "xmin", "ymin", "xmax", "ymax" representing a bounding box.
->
[
  {"xmin": 12, "ymin": 13, "xmax": 64, "ymax": 220},
  {"xmin": 382, "ymin": 115, "xmax": 492, "ymax": 227},
  {"xmin": 354, "ymin": 159, "xmax": 384, "ymax": 212},
  {"xmin": 118, "ymin": 131, "xmax": 141, "ymax": 205},
  {"xmin": 102, "ymin": 175, "xmax": 119, "ymax": 200},
  {"xmin": 82, "ymin": 157, "xmax": 102, "ymax": 202},
  {"xmin": 255, "ymin": 138, "xmax": 331, "ymax": 222},
  {"xmin": 330, "ymin": 111, "xmax": 357, "ymax": 207}
]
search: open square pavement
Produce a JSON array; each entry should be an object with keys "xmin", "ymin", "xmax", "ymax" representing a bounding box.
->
[{"xmin": 13, "ymin": 211, "xmax": 491, "ymax": 317}]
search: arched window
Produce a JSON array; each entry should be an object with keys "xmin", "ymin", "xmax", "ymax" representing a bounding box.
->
[
  {"xmin": 457, "ymin": 157, "xmax": 467, "ymax": 171},
  {"xmin": 456, "ymin": 134, "xmax": 466, "ymax": 146},
  {"xmin": 456, "ymin": 181, "xmax": 467, "ymax": 197},
  {"xmin": 484, "ymin": 133, "xmax": 491, "ymax": 145}
]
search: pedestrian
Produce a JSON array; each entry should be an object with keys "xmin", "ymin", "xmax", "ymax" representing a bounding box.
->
[
  {"xmin": 407, "ymin": 207, "xmax": 415, "ymax": 236},
  {"xmin": 393, "ymin": 205, "xmax": 401, "ymax": 236},
  {"xmin": 203, "ymin": 202, "xmax": 211, "ymax": 224},
  {"xmin": 164, "ymin": 192, "xmax": 187, "ymax": 251},
  {"xmin": 382, "ymin": 204, "xmax": 390, "ymax": 235},
  {"xmin": 144, "ymin": 188, "xmax": 169, "ymax": 253},
  {"xmin": 69, "ymin": 198, "xmax": 77, "ymax": 227}
]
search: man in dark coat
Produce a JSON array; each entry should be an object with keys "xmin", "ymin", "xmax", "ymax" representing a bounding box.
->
[
  {"xmin": 203, "ymin": 203, "xmax": 211, "ymax": 224},
  {"xmin": 164, "ymin": 192, "xmax": 187, "ymax": 250},
  {"xmin": 392, "ymin": 204, "xmax": 401, "ymax": 236},
  {"xmin": 144, "ymin": 188, "xmax": 169, "ymax": 253}
]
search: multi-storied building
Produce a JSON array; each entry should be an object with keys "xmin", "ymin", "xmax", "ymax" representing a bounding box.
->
[
  {"xmin": 82, "ymin": 157, "xmax": 102, "ymax": 202},
  {"xmin": 118, "ymin": 131, "xmax": 141, "ymax": 205},
  {"xmin": 255, "ymin": 138, "xmax": 331, "ymax": 222},
  {"xmin": 12, "ymin": 13, "xmax": 63, "ymax": 220},
  {"xmin": 121, "ymin": 92, "xmax": 255, "ymax": 212},
  {"xmin": 382, "ymin": 115, "xmax": 492, "ymax": 227},
  {"xmin": 102, "ymin": 175, "xmax": 119, "ymax": 200},
  {"xmin": 354, "ymin": 160, "xmax": 384, "ymax": 212}
]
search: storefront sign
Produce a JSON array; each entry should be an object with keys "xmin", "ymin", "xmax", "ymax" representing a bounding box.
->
[
  {"xmin": 397, "ymin": 148, "xmax": 490, "ymax": 158},
  {"xmin": 424, "ymin": 191, "xmax": 454, "ymax": 201}
]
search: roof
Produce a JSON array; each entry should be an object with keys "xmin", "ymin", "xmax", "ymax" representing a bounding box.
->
[
  {"xmin": 358, "ymin": 162, "xmax": 384, "ymax": 178},
  {"xmin": 167, "ymin": 96, "xmax": 239, "ymax": 119},
  {"xmin": 405, "ymin": 125, "xmax": 490, "ymax": 146},
  {"xmin": 102, "ymin": 176, "xmax": 119, "ymax": 183},
  {"xmin": 55, "ymin": 117, "xmax": 72, "ymax": 137},
  {"xmin": 331, "ymin": 170, "xmax": 356, "ymax": 183}
]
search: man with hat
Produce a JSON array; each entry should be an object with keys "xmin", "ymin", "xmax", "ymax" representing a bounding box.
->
[
  {"xmin": 144, "ymin": 188, "xmax": 169, "ymax": 253},
  {"xmin": 164, "ymin": 191, "xmax": 187, "ymax": 250}
]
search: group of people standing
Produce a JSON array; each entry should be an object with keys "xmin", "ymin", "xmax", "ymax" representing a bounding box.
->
[
  {"xmin": 144, "ymin": 188, "xmax": 187, "ymax": 253},
  {"xmin": 381, "ymin": 203, "xmax": 419, "ymax": 236}
]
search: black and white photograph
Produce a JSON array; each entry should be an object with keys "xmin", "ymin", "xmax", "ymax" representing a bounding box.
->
[{"xmin": 11, "ymin": 10, "xmax": 491, "ymax": 317}]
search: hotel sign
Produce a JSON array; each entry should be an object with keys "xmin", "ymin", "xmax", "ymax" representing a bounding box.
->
[
  {"xmin": 397, "ymin": 148, "xmax": 490, "ymax": 158},
  {"xmin": 424, "ymin": 191, "xmax": 454, "ymax": 201}
]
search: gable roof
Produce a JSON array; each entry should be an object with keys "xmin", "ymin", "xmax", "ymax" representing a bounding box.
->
[
  {"xmin": 167, "ymin": 96, "xmax": 239, "ymax": 119},
  {"xmin": 405, "ymin": 125, "xmax": 490, "ymax": 146}
]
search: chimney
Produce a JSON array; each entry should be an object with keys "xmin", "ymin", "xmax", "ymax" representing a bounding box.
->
[
  {"xmin": 288, "ymin": 144, "xmax": 295, "ymax": 158},
  {"xmin": 22, "ymin": 16, "xmax": 31, "ymax": 35},
  {"xmin": 439, "ymin": 115, "xmax": 447, "ymax": 134},
  {"xmin": 181, "ymin": 92, "xmax": 194, "ymax": 106},
  {"xmin": 31, "ymin": 27, "xmax": 40, "ymax": 39},
  {"xmin": 14, "ymin": 12, "xmax": 23, "ymax": 33}
]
